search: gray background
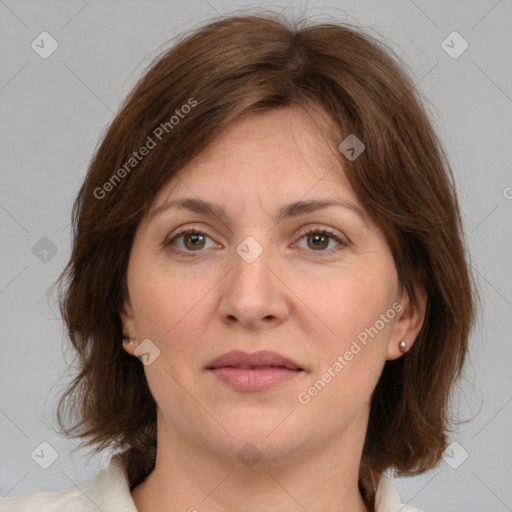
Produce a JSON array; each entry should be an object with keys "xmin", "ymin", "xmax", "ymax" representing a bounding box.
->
[{"xmin": 1, "ymin": 0, "xmax": 511, "ymax": 510}]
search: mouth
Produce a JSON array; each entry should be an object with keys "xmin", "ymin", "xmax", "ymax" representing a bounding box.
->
[{"xmin": 205, "ymin": 350, "xmax": 305, "ymax": 392}]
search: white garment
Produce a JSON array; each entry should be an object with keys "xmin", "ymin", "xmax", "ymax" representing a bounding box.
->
[{"xmin": 0, "ymin": 454, "xmax": 422, "ymax": 511}]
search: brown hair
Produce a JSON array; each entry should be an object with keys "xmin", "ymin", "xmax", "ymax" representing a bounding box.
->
[{"xmin": 56, "ymin": 11, "xmax": 476, "ymax": 506}]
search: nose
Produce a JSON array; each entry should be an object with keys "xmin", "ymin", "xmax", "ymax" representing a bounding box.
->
[{"xmin": 217, "ymin": 239, "xmax": 290, "ymax": 331}]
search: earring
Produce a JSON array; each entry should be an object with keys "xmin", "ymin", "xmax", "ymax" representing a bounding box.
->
[
  {"xmin": 122, "ymin": 334, "xmax": 135, "ymax": 344},
  {"xmin": 398, "ymin": 340, "xmax": 407, "ymax": 353}
]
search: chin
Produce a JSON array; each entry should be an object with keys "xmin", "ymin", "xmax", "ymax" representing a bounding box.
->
[{"xmin": 203, "ymin": 413, "xmax": 312, "ymax": 466}]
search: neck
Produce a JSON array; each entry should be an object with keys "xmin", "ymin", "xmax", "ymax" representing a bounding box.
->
[{"xmin": 132, "ymin": 418, "xmax": 371, "ymax": 512}]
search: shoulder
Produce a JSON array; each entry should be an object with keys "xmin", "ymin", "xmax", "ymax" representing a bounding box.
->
[
  {"xmin": 0, "ymin": 486, "xmax": 86, "ymax": 512},
  {"xmin": 0, "ymin": 455, "xmax": 137, "ymax": 512},
  {"xmin": 375, "ymin": 474, "xmax": 424, "ymax": 512}
]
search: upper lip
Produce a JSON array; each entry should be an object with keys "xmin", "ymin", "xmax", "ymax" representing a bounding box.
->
[{"xmin": 206, "ymin": 350, "xmax": 303, "ymax": 371}]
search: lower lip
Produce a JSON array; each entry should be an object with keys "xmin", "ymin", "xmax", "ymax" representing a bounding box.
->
[{"xmin": 209, "ymin": 367, "xmax": 303, "ymax": 391}]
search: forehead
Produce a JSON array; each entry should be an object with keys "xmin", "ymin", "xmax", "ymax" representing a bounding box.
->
[{"xmin": 151, "ymin": 106, "xmax": 359, "ymax": 212}]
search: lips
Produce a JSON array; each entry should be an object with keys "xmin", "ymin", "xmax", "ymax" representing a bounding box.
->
[
  {"xmin": 205, "ymin": 350, "xmax": 303, "ymax": 371},
  {"xmin": 205, "ymin": 350, "xmax": 305, "ymax": 391}
]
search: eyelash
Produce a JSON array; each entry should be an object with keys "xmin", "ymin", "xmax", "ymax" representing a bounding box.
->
[{"xmin": 165, "ymin": 226, "xmax": 347, "ymax": 258}]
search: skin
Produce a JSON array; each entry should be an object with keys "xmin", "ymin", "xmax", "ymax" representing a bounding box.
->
[{"xmin": 120, "ymin": 106, "xmax": 426, "ymax": 512}]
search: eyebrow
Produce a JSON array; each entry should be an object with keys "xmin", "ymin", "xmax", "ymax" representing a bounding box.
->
[{"xmin": 149, "ymin": 197, "xmax": 367, "ymax": 224}]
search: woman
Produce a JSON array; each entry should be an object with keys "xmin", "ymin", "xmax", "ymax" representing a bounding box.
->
[{"xmin": 1, "ymin": 11, "xmax": 475, "ymax": 512}]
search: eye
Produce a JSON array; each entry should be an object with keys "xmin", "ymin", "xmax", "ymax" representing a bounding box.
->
[
  {"xmin": 295, "ymin": 227, "xmax": 347, "ymax": 254},
  {"xmin": 165, "ymin": 226, "xmax": 347, "ymax": 257},
  {"xmin": 165, "ymin": 227, "xmax": 218, "ymax": 255}
]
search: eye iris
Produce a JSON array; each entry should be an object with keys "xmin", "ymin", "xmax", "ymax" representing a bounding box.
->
[
  {"xmin": 184, "ymin": 233, "xmax": 205, "ymax": 250},
  {"xmin": 308, "ymin": 233, "xmax": 329, "ymax": 250}
]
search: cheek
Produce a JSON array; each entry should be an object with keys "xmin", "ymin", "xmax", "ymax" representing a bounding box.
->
[
  {"xmin": 297, "ymin": 261, "xmax": 398, "ymax": 411},
  {"xmin": 128, "ymin": 255, "xmax": 215, "ymax": 354},
  {"xmin": 306, "ymin": 262, "xmax": 397, "ymax": 348},
  {"xmin": 297, "ymin": 290, "xmax": 393, "ymax": 420},
  {"xmin": 296, "ymin": 269, "xmax": 396, "ymax": 411}
]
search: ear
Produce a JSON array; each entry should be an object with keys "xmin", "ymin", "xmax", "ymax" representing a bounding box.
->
[
  {"xmin": 386, "ymin": 284, "xmax": 427, "ymax": 361},
  {"xmin": 119, "ymin": 294, "xmax": 138, "ymax": 356}
]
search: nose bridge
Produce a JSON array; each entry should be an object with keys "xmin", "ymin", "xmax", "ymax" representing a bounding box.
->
[
  {"xmin": 231, "ymin": 233, "xmax": 274, "ymax": 305},
  {"xmin": 234, "ymin": 234, "xmax": 270, "ymax": 288}
]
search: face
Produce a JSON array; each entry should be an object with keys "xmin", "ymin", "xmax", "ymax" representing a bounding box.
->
[{"xmin": 121, "ymin": 107, "xmax": 424, "ymax": 466}]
